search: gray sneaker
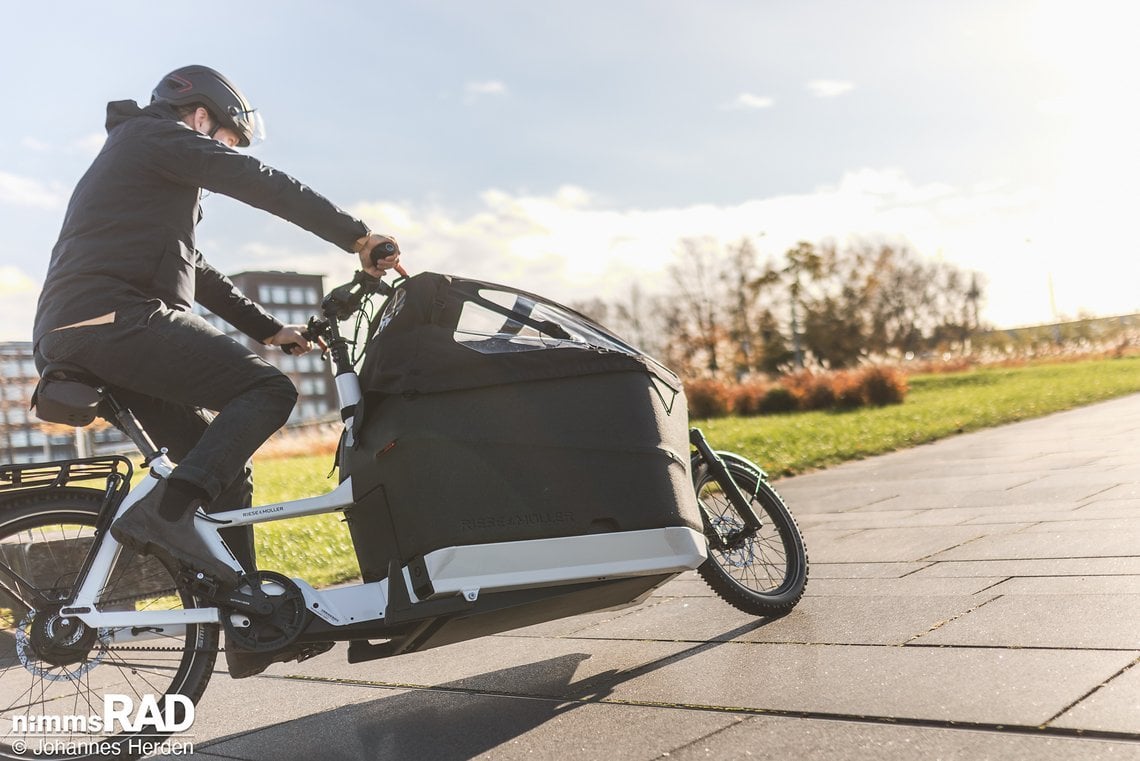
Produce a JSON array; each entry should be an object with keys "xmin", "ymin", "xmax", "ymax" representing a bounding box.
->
[{"xmin": 110, "ymin": 478, "xmax": 241, "ymax": 589}]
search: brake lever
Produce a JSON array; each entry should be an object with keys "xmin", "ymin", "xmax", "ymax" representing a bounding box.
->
[{"xmin": 281, "ymin": 315, "xmax": 330, "ymax": 356}]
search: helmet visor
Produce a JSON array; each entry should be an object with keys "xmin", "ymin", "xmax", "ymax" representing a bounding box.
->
[{"xmin": 226, "ymin": 106, "xmax": 266, "ymax": 147}]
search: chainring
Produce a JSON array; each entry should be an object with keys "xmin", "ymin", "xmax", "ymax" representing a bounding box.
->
[{"xmin": 221, "ymin": 570, "xmax": 309, "ymax": 653}]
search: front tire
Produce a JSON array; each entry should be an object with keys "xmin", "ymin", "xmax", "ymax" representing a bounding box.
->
[
  {"xmin": 694, "ymin": 457, "xmax": 808, "ymax": 616},
  {"xmin": 0, "ymin": 489, "xmax": 218, "ymax": 761}
]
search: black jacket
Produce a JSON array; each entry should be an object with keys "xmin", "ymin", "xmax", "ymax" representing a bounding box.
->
[{"xmin": 33, "ymin": 100, "xmax": 368, "ymax": 345}]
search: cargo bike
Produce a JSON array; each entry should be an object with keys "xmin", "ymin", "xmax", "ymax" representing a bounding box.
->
[{"xmin": 0, "ymin": 269, "xmax": 808, "ymax": 760}]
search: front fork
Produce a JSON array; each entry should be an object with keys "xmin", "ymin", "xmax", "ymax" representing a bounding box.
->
[{"xmin": 690, "ymin": 428, "xmax": 763, "ymax": 551}]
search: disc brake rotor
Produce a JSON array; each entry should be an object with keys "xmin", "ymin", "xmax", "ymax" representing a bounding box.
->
[{"xmin": 15, "ymin": 611, "xmax": 110, "ymax": 681}]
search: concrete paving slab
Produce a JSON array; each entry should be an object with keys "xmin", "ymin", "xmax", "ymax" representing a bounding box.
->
[
  {"xmin": 912, "ymin": 557, "xmax": 1140, "ymax": 578},
  {"xmin": 276, "ymin": 636, "xmax": 700, "ymax": 698},
  {"xmin": 800, "ymin": 504, "xmax": 1086, "ymax": 528},
  {"xmin": 1004, "ymin": 483, "xmax": 1137, "ymax": 504},
  {"xmin": 808, "ymin": 526, "xmax": 998, "ymax": 563},
  {"xmin": 1018, "ymin": 472, "xmax": 1135, "ymax": 492},
  {"xmin": 1096, "ymin": 484, "xmax": 1140, "ymax": 501},
  {"xmin": 1020, "ymin": 517, "xmax": 1140, "ymax": 533},
  {"xmin": 891, "ymin": 507, "xmax": 1078, "ymax": 527},
  {"xmin": 570, "ymin": 594, "xmax": 988, "ymax": 647},
  {"xmin": 665, "ymin": 715, "xmax": 1140, "ymax": 761},
  {"xmin": 1052, "ymin": 662, "xmax": 1140, "ymax": 734},
  {"xmin": 870, "ymin": 490, "xmax": 1060, "ymax": 511},
  {"xmin": 796, "ymin": 508, "xmax": 925, "ymax": 522},
  {"xmin": 958, "ymin": 508, "xmax": 1108, "ymax": 526},
  {"xmin": 155, "ymin": 674, "xmax": 403, "ymax": 758},
  {"xmin": 1076, "ymin": 501, "xmax": 1140, "ymax": 518},
  {"xmin": 804, "ymin": 576, "xmax": 1006, "ymax": 597},
  {"xmin": 651, "ymin": 570, "xmax": 712, "ymax": 594},
  {"xmin": 929, "ymin": 529, "xmax": 1140, "ymax": 561},
  {"xmin": 770, "ymin": 483, "xmax": 904, "ymax": 514},
  {"xmin": 165, "ymin": 684, "xmax": 743, "ymax": 761},
  {"xmin": 600, "ymin": 641, "xmax": 1135, "ymax": 727},
  {"xmin": 914, "ymin": 594, "xmax": 1140, "ymax": 649},
  {"xmin": 810, "ymin": 561, "xmax": 932, "ymax": 579},
  {"xmin": 498, "ymin": 604, "xmax": 657, "ymax": 638},
  {"xmin": 881, "ymin": 472, "xmax": 1044, "ymax": 493},
  {"xmin": 985, "ymin": 576, "xmax": 1140, "ymax": 595}
]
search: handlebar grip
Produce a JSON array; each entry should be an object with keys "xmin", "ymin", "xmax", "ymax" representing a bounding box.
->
[
  {"xmin": 280, "ymin": 319, "xmax": 320, "ymax": 354},
  {"xmin": 369, "ymin": 241, "xmax": 398, "ymax": 266}
]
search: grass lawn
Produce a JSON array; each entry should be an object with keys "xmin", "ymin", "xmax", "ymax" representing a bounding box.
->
[
  {"xmin": 700, "ymin": 355, "xmax": 1140, "ymax": 477},
  {"xmin": 249, "ymin": 458, "xmax": 360, "ymax": 586},
  {"xmin": 249, "ymin": 355, "xmax": 1140, "ymax": 584}
]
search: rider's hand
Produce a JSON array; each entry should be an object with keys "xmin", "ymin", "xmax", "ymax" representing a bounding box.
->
[
  {"xmin": 356, "ymin": 234, "xmax": 407, "ymax": 278},
  {"xmin": 265, "ymin": 325, "xmax": 312, "ymax": 353}
]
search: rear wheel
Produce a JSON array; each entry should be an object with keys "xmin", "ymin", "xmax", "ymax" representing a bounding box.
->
[
  {"xmin": 0, "ymin": 489, "xmax": 218, "ymax": 761},
  {"xmin": 694, "ymin": 457, "xmax": 808, "ymax": 616}
]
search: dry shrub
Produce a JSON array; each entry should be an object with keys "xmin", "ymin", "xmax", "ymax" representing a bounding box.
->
[
  {"xmin": 762, "ymin": 365, "xmax": 909, "ymax": 413},
  {"xmin": 782, "ymin": 371, "xmax": 836, "ymax": 411},
  {"xmin": 832, "ymin": 371, "xmax": 867, "ymax": 410},
  {"xmin": 758, "ymin": 385, "xmax": 798, "ymax": 414},
  {"xmin": 859, "ymin": 365, "xmax": 909, "ymax": 406},
  {"xmin": 685, "ymin": 379, "xmax": 733, "ymax": 418},
  {"xmin": 731, "ymin": 381, "xmax": 770, "ymax": 416},
  {"xmin": 910, "ymin": 356, "xmax": 975, "ymax": 374}
]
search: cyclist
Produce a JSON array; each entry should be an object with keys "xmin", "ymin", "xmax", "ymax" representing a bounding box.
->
[{"xmin": 32, "ymin": 64, "xmax": 402, "ymax": 677}]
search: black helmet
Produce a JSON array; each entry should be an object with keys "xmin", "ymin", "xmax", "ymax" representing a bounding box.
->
[{"xmin": 151, "ymin": 65, "xmax": 265, "ymax": 147}]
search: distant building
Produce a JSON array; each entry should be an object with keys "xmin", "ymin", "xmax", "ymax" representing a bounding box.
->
[
  {"xmin": 196, "ymin": 270, "xmax": 338, "ymax": 424},
  {"xmin": 0, "ymin": 342, "xmax": 78, "ymax": 464},
  {"xmin": 1, "ymin": 270, "xmax": 337, "ymax": 466}
]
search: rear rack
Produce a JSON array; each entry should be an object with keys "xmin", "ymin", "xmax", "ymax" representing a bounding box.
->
[{"xmin": 0, "ymin": 456, "xmax": 133, "ymax": 494}]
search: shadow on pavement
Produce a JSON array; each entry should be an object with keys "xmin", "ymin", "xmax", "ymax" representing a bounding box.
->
[{"xmin": 191, "ymin": 621, "xmax": 772, "ymax": 760}]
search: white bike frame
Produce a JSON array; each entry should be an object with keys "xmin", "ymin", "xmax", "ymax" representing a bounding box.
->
[{"xmin": 62, "ymin": 367, "xmax": 706, "ymax": 643}]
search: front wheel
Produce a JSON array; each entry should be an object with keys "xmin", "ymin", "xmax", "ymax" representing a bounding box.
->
[
  {"xmin": 0, "ymin": 489, "xmax": 218, "ymax": 761},
  {"xmin": 694, "ymin": 456, "xmax": 808, "ymax": 617}
]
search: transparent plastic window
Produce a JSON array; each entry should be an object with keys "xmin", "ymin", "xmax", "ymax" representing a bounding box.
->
[{"xmin": 453, "ymin": 288, "xmax": 639, "ymax": 357}]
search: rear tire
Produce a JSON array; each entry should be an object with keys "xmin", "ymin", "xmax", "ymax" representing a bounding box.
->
[
  {"xmin": 694, "ymin": 457, "xmax": 808, "ymax": 616},
  {"xmin": 0, "ymin": 489, "xmax": 218, "ymax": 761}
]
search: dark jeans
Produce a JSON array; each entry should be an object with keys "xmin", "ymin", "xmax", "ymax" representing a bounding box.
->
[{"xmin": 34, "ymin": 299, "xmax": 298, "ymax": 571}]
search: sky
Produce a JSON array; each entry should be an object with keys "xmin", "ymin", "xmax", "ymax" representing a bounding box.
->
[{"xmin": 2, "ymin": 0, "xmax": 1138, "ymax": 342}]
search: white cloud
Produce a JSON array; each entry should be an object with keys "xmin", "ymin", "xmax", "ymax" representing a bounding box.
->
[
  {"xmin": 724, "ymin": 93, "xmax": 775, "ymax": 110},
  {"xmin": 18, "ymin": 133, "xmax": 103, "ymax": 156},
  {"xmin": 0, "ymin": 267, "xmax": 40, "ymax": 341},
  {"xmin": 72, "ymin": 133, "xmax": 106, "ymax": 155},
  {"xmin": 0, "ymin": 171, "xmax": 66, "ymax": 209},
  {"xmin": 463, "ymin": 80, "xmax": 508, "ymax": 103},
  {"xmin": 0, "ymin": 266, "xmax": 37, "ymax": 296},
  {"xmin": 807, "ymin": 79, "xmax": 855, "ymax": 98},
  {"xmin": 21, "ymin": 137, "xmax": 51, "ymax": 152}
]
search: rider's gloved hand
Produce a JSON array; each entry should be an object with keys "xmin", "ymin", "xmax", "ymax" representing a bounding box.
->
[
  {"xmin": 265, "ymin": 324, "xmax": 313, "ymax": 353},
  {"xmin": 355, "ymin": 233, "xmax": 406, "ymax": 278}
]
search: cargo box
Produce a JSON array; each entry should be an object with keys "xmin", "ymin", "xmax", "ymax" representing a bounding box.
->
[{"xmin": 342, "ymin": 273, "xmax": 699, "ymax": 585}]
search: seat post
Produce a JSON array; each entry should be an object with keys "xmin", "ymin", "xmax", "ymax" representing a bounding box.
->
[{"xmin": 101, "ymin": 391, "xmax": 162, "ymax": 465}]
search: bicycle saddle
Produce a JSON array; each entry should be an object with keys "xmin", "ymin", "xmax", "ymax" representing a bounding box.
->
[{"xmin": 31, "ymin": 362, "xmax": 107, "ymax": 427}]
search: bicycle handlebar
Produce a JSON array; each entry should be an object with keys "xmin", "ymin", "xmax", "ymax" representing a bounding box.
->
[
  {"xmin": 281, "ymin": 315, "xmax": 328, "ymax": 355},
  {"xmin": 280, "ymin": 270, "xmax": 395, "ymax": 355}
]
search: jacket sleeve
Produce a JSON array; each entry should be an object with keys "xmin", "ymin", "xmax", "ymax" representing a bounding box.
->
[
  {"xmin": 153, "ymin": 129, "xmax": 368, "ymax": 253},
  {"xmin": 194, "ymin": 254, "xmax": 283, "ymax": 343}
]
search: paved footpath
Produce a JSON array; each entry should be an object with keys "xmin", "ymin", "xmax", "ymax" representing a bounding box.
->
[{"xmin": 158, "ymin": 394, "xmax": 1140, "ymax": 761}]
